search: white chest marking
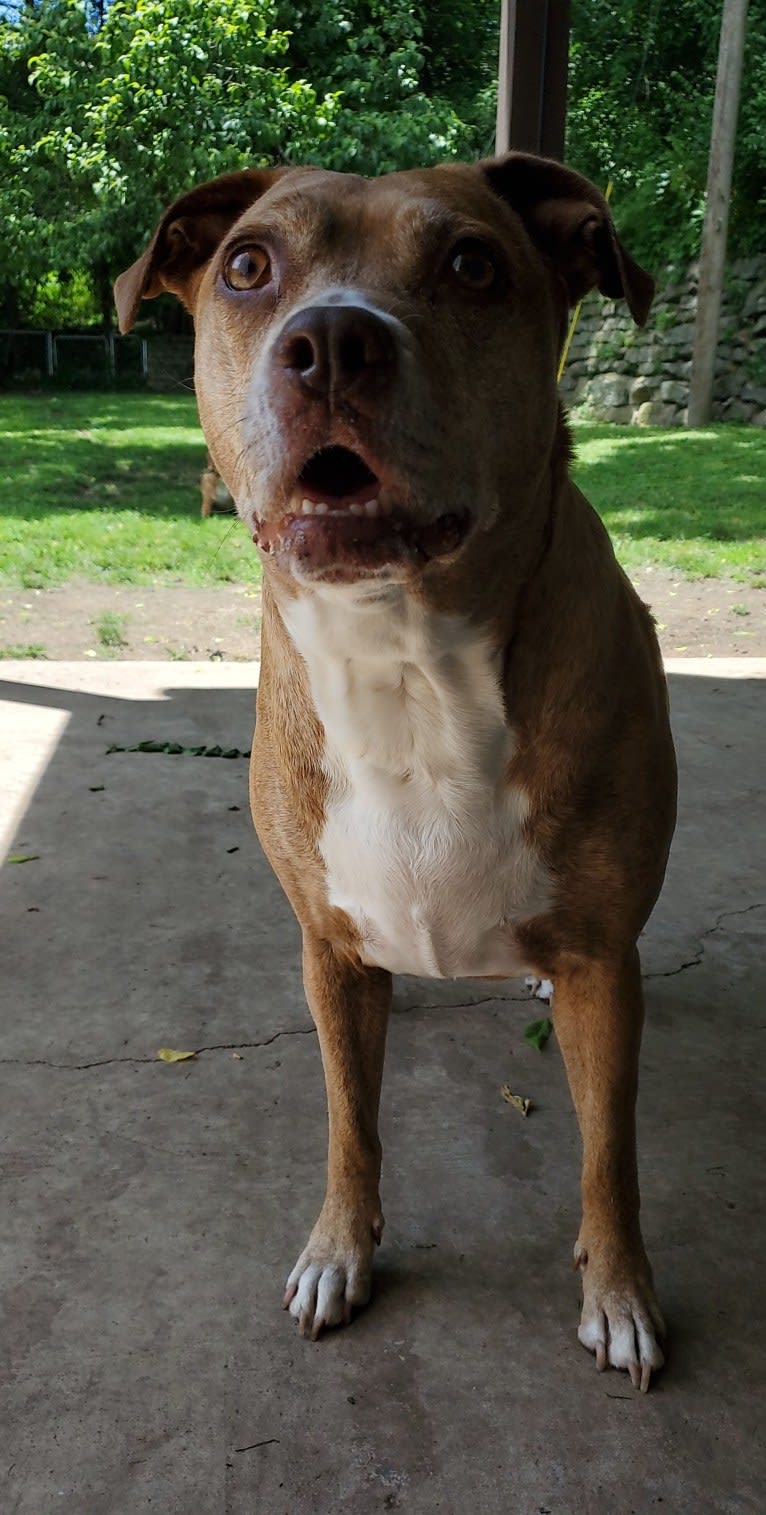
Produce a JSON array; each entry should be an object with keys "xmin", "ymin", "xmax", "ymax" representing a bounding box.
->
[{"xmin": 279, "ymin": 585, "xmax": 551, "ymax": 979}]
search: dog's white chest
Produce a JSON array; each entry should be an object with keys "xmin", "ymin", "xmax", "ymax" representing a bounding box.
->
[{"xmin": 279, "ymin": 589, "xmax": 550, "ymax": 978}]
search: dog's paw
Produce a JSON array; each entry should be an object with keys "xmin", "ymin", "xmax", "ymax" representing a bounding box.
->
[
  {"xmin": 575, "ymin": 1244, "xmax": 665, "ymax": 1391},
  {"xmin": 283, "ymin": 1210, "xmax": 380, "ymax": 1340},
  {"xmin": 525, "ymin": 975, "xmax": 554, "ymax": 1002}
]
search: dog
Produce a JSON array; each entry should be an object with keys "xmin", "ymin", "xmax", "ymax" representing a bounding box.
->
[
  {"xmin": 200, "ymin": 453, "xmax": 235, "ymax": 517},
  {"xmin": 115, "ymin": 153, "xmax": 677, "ymax": 1391}
]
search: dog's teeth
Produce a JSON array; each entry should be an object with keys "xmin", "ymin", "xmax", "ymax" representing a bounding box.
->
[
  {"xmin": 301, "ymin": 498, "xmax": 314, "ymax": 514},
  {"xmin": 349, "ymin": 502, "xmax": 365, "ymax": 516},
  {"xmin": 314, "ymin": 501, "xmax": 329, "ymax": 515},
  {"xmin": 364, "ymin": 500, "xmax": 379, "ymax": 518}
]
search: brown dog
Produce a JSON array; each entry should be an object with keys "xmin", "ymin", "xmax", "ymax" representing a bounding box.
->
[
  {"xmin": 116, "ymin": 154, "xmax": 677, "ymax": 1390},
  {"xmin": 200, "ymin": 453, "xmax": 236, "ymax": 517}
]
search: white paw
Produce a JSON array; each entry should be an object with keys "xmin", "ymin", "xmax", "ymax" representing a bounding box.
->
[
  {"xmin": 525, "ymin": 975, "xmax": 554, "ymax": 1002},
  {"xmin": 578, "ymin": 1285, "xmax": 665, "ymax": 1392},
  {"xmin": 284, "ymin": 1238, "xmax": 374, "ymax": 1340}
]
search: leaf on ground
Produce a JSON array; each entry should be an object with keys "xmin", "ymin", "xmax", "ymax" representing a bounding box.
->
[
  {"xmin": 106, "ymin": 742, "xmax": 252, "ymax": 759},
  {"xmin": 501, "ymin": 1086, "xmax": 532, "ymax": 1116},
  {"xmin": 7, "ymin": 853, "xmax": 40, "ymax": 864},
  {"xmin": 524, "ymin": 1017, "xmax": 553, "ymax": 1051},
  {"xmin": 157, "ymin": 1047, "xmax": 197, "ymax": 1063}
]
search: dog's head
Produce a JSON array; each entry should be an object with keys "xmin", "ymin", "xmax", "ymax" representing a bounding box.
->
[{"xmin": 116, "ymin": 156, "xmax": 652, "ymax": 592}]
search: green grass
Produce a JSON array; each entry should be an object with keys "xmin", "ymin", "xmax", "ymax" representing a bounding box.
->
[
  {"xmin": 571, "ymin": 424, "xmax": 765, "ymax": 583},
  {"xmin": 0, "ymin": 392, "xmax": 258, "ymax": 588},
  {"xmin": 0, "ymin": 393, "xmax": 763, "ymax": 587},
  {"xmin": 94, "ymin": 610, "xmax": 129, "ymax": 648},
  {"xmin": 0, "ymin": 642, "xmax": 47, "ymax": 658}
]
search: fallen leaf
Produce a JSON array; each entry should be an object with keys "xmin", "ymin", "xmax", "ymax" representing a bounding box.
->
[
  {"xmin": 501, "ymin": 1086, "xmax": 532, "ymax": 1116},
  {"xmin": 157, "ymin": 1047, "xmax": 197, "ymax": 1063},
  {"xmin": 524, "ymin": 1017, "xmax": 553, "ymax": 1051},
  {"xmin": 7, "ymin": 853, "xmax": 40, "ymax": 864},
  {"xmin": 231, "ymin": 1052, "xmax": 243, "ymax": 1060}
]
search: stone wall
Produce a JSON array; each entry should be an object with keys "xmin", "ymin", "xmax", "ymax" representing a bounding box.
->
[{"xmin": 558, "ymin": 257, "xmax": 766, "ymax": 426}]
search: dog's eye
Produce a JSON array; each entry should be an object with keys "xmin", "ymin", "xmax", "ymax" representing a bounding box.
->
[
  {"xmin": 224, "ymin": 246, "xmax": 272, "ymax": 292},
  {"xmin": 449, "ymin": 241, "xmax": 497, "ymax": 292}
]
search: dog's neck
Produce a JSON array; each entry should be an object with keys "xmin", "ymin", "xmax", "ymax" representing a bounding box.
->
[{"xmin": 274, "ymin": 582, "xmax": 511, "ymax": 790}]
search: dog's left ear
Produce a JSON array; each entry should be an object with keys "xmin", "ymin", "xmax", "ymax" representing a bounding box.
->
[
  {"xmin": 114, "ymin": 167, "xmax": 287, "ymax": 333},
  {"xmin": 480, "ymin": 152, "xmax": 654, "ymax": 325}
]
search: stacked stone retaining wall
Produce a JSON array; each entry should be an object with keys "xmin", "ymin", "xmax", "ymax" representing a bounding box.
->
[{"xmin": 558, "ymin": 257, "xmax": 766, "ymax": 426}]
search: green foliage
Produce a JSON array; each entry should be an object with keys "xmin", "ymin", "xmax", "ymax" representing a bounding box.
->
[
  {"xmin": 1, "ymin": 0, "xmax": 337, "ymax": 317},
  {"xmin": 0, "ymin": 0, "xmax": 764, "ymax": 326},
  {"xmin": 567, "ymin": 0, "xmax": 766, "ymax": 266},
  {"xmin": 0, "ymin": 0, "xmax": 492, "ymax": 326},
  {"xmin": 274, "ymin": 2, "xmax": 487, "ymax": 172},
  {"xmin": 25, "ymin": 270, "xmax": 100, "ymax": 328}
]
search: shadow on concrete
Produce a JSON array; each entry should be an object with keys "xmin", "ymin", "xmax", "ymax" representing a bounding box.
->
[{"xmin": 1, "ymin": 663, "xmax": 764, "ymax": 1514}]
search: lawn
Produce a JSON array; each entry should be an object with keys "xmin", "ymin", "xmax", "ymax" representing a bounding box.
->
[
  {"xmin": 0, "ymin": 392, "xmax": 763, "ymax": 587},
  {"xmin": 572, "ymin": 424, "xmax": 765, "ymax": 582},
  {"xmin": 0, "ymin": 391, "xmax": 257, "ymax": 589}
]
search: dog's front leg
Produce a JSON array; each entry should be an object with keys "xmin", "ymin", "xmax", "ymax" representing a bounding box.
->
[
  {"xmin": 553, "ymin": 948, "xmax": 665, "ymax": 1390},
  {"xmin": 284, "ymin": 931, "xmax": 391, "ymax": 1339}
]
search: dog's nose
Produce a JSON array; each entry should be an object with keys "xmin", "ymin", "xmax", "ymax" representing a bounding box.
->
[{"xmin": 273, "ymin": 305, "xmax": 396, "ymax": 402}]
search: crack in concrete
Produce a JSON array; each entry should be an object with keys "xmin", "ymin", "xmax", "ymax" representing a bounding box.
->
[
  {"xmin": 0, "ymin": 996, "xmax": 533, "ymax": 1073},
  {"xmin": 644, "ymin": 901, "xmax": 765, "ymax": 980},
  {"xmin": 0, "ymin": 1024, "xmax": 316, "ymax": 1072},
  {"xmin": 397, "ymin": 991, "xmax": 534, "ymax": 1015},
  {"xmin": 3, "ymin": 905, "xmax": 762, "ymax": 1071}
]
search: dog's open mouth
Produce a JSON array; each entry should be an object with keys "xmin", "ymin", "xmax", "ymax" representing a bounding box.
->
[{"xmin": 254, "ymin": 446, "xmax": 470, "ymax": 581}]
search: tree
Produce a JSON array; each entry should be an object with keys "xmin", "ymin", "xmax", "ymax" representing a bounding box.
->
[
  {"xmin": 1, "ymin": 0, "xmax": 340, "ymax": 326},
  {"xmin": 566, "ymin": 0, "xmax": 766, "ymax": 267},
  {"xmin": 1, "ymin": 0, "xmax": 764, "ymax": 330}
]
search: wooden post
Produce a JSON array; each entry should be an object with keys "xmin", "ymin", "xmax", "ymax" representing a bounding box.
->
[
  {"xmin": 495, "ymin": 0, "xmax": 571, "ymax": 160},
  {"xmin": 687, "ymin": 0, "xmax": 750, "ymax": 427}
]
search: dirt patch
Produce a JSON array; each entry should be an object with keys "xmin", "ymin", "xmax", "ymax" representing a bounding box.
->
[
  {"xmin": 628, "ymin": 568, "xmax": 765, "ymax": 657},
  {"xmin": 0, "ymin": 569, "xmax": 764, "ymax": 662},
  {"xmin": 0, "ymin": 582, "xmax": 262, "ymax": 662}
]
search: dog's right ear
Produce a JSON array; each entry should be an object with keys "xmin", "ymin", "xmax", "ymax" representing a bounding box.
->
[{"xmin": 114, "ymin": 168, "xmax": 286, "ymax": 334}]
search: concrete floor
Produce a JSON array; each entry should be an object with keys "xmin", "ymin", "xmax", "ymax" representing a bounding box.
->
[{"xmin": 1, "ymin": 659, "xmax": 764, "ymax": 1515}]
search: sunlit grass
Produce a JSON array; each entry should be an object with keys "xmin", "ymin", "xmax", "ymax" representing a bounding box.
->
[
  {"xmin": 0, "ymin": 394, "xmax": 763, "ymax": 587},
  {"xmin": 572, "ymin": 423, "xmax": 765, "ymax": 582},
  {"xmin": 0, "ymin": 392, "xmax": 257, "ymax": 588}
]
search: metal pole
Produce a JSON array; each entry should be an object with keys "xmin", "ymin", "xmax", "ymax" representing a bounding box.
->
[
  {"xmin": 687, "ymin": 0, "xmax": 749, "ymax": 427},
  {"xmin": 495, "ymin": 0, "xmax": 571, "ymax": 160},
  {"xmin": 495, "ymin": 0, "xmax": 513, "ymax": 154}
]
